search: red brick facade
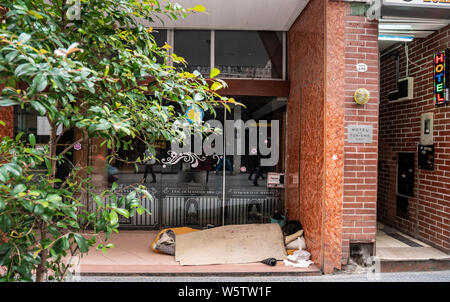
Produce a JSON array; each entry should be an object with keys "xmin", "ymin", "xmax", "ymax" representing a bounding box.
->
[
  {"xmin": 286, "ymin": 0, "xmax": 380, "ymax": 268},
  {"xmin": 1, "ymin": 0, "xmax": 385, "ymax": 271},
  {"xmin": 378, "ymin": 25, "xmax": 450, "ymax": 252},
  {"xmin": 341, "ymin": 7, "xmax": 379, "ymax": 265}
]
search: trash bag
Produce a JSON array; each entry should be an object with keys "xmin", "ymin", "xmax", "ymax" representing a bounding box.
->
[
  {"xmin": 288, "ymin": 250, "xmax": 311, "ymax": 262},
  {"xmin": 151, "ymin": 227, "xmax": 199, "ymax": 255},
  {"xmin": 282, "ymin": 220, "xmax": 302, "ymax": 236},
  {"xmin": 286, "ymin": 236, "xmax": 306, "ymax": 250},
  {"xmin": 153, "ymin": 230, "xmax": 176, "ymax": 255},
  {"xmin": 271, "ymin": 211, "xmax": 284, "ymax": 221},
  {"xmin": 283, "ymin": 259, "xmax": 313, "ymax": 268},
  {"xmin": 261, "ymin": 258, "xmax": 277, "ymax": 266},
  {"xmin": 284, "ymin": 250, "xmax": 313, "ymax": 268}
]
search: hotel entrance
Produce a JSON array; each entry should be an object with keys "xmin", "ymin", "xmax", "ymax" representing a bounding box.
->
[{"xmin": 105, "ymin": 96, "xmax": 287, "ymax": 229}]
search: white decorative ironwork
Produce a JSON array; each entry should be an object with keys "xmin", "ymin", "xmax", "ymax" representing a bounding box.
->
[{"xmin": 161, "ymin": 151, "xmax": 220, "ymax": 168}]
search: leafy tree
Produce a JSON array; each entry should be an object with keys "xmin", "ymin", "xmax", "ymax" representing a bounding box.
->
[{"xmin": 0, "ymin": 0, "xmax": 234, "ymax": 282}]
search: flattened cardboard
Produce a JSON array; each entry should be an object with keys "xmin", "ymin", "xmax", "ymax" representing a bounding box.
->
[{"xmin": 175, "ymin": 224, "xmax": 288, "ymax": 266}]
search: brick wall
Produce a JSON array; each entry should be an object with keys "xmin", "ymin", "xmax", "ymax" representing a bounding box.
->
[
  {"xmin": 341, "ymin": 5, "xmax": 379, "ymax": 265},
  {"xmin": 378, "ymin": 25, "xmax": 450, "ymax": 252}
]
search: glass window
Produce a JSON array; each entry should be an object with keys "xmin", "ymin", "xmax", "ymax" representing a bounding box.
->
[
  {"xmin": 215, "ymin": 31, "xmax": 283, "ymax": 79},
  {"xmin": 13, "ymin": 106, "xmax": 74, "ymax": 184},
  {"xmin": 151, "ymin": 29, "xmax": 167, "ymax": 64},
  {"xmin": 102, "ymin": 96, "xmax": 287, "ymax": 228},
  {"xmin": 174, "ymin": 30, "xmax": 210, "ymax": 75}
]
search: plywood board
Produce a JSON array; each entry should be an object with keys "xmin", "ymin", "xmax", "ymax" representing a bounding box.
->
[{"xmin": 175, "ymin": 224, "xmax": 288, "ymax": 266}]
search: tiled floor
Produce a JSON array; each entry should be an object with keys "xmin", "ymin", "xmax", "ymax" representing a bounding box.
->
[
  {"xmin": 78, "ymin": 230, "xmax": 320, "ymax": 274},
  {"xmin": 77, "ymin": 224, "xmax": 449, "ymax": 274},
  {"xmin": 376, "ymin": 223, "xmax": 450, "ymax": 261}
]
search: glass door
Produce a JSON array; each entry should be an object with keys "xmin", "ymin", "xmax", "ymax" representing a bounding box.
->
[
  {"xmin": 224, "ymin": 97, "xmax": 286, "ymax": 225},
  {"xmin": 100, "ymin": 96, "xmax": 286, "ymax": 229}
]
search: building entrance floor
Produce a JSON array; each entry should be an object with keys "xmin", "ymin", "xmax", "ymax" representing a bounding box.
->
[
  {"xmin": 376, "ymin": 223, "xmax": 449, "ymax": 260},
  {"xmin": 78, "ymin": 230, "xmax": 321, "ymax": 276},
  {"xmin": 375, "ymin": 223, "xmax": 450, "ymax": 272}
]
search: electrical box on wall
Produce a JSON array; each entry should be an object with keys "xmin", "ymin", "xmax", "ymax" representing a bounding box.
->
[{"xmin": 388, "ymin": 77, "xmax": 414, "ymax": 102}]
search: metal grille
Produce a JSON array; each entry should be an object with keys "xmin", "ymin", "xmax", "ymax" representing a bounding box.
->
[
  {"xmin": 162, "ymin": 195, "xmax": 222, "ymax": 227},
  {"xmin": 226, "ymin": 197, "xmax": 279, "ymax": 225},
  {"xmin": 89, "ymin": 188, "xmax": 280, "ymax": 228},
  {"xmin": 96, "ymin": 191, "xmax": 158, "ymax": 227},
  {"xmin": 130, "ymin": 195, "xmax": 158, "ymax": 226}
]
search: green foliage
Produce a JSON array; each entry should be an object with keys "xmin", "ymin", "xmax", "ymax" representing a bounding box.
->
[
  {"xmin": 0, "ymin": 0, "xmax": 236, "ymax": 282},
  {"xmin": 0, "ymin": 135, "xmax": 151, "ymax": 282}
]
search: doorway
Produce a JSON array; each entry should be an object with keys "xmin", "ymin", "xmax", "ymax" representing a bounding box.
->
[{"xmin": 104, "ymin": 96, "xmax": 287, "ymax": 229}]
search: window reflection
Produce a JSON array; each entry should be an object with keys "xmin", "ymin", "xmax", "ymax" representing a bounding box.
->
[
  {"xmin": 174, "ymin": 30, "xmax": 210, "ymax": 75},
  {"xmin": 215, "ymin": 31, "xmax": 283, "ymax": 79},
  {"xmin": 152, "ymin": 29, "xmax": 167, "ymax": 64}
]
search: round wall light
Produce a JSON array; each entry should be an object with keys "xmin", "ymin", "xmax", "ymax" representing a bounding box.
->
[{"xmin": 354, "ymin": 88, "xmax": 370, "ymax": 105}]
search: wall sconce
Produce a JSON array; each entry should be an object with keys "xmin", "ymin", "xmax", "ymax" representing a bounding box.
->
[{"xmin": 354, "ymin": 88, "xmax": 370, "ymax": 105}]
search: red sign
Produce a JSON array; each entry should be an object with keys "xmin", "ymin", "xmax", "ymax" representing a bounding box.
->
[{"xmin": 434, "ymin": 49, "xmax": 448, "ymax": 105}]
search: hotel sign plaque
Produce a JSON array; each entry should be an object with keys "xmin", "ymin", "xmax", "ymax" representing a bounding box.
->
[{"xmin": 348, "ymin": 125, "xmax": 373, "ymax": 144}]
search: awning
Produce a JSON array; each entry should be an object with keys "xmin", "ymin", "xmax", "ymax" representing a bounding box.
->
[{"xmin": 367, "ymin": 0, "xmax": 450, "ymax": 50}]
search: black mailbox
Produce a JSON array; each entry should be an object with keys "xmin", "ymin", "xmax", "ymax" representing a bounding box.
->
[{"xmin": 418, "ymin": 144, "xmax": 434, "ymax": 170}]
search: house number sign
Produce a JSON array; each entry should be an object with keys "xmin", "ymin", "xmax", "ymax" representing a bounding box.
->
[{"xmin": 356, "ymin": 63, "xmax": 368, "ymax": 72}]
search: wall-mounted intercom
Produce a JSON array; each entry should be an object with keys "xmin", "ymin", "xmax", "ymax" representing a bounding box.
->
[{"xmin": 420, "ymin": 112, "xmax": 433, "ymax": 145}]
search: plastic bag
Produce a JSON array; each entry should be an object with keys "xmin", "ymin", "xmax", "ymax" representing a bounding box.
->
[
  {"xmin": 288, "ymin": 250, "xmax": 311, "ymax": 262},
  {"xmin": 283, "ymin": 259, "xmax": 313, "ymax": 268},
  {"xmin": 284, "ymin": 249, "xmax": 312, "ymax": 268},
  {"xmin": 286, "ymin": 236, "xmax": 306, "ymax": 250}
]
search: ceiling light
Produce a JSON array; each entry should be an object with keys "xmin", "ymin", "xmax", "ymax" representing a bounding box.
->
[
  {"xmin": 379, "ymin": 24, "xmax": 413, "ymax": 30},
  {"xmin": 378, "ymin": 35, "xmax": 414, "ymax": 42}
]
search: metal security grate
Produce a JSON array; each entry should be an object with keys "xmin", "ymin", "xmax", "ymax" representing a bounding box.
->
[
  {"xmin": 90, "ymin": 188, "xmax": 281, "ymax": 228},
  {"xmin": 130, "ymin": 195, "xmax": 158, "ymax": 226},
  {"xmin": 162, "ymin": 195, "xmax": 222, "ymax": 227},
  {"xmin": 96, "ymin": 190, "xmax": 158, "ymax": 227},
  {"xmin": 226, "ymin": 197, "xmax": 279, "ymax": 225}
]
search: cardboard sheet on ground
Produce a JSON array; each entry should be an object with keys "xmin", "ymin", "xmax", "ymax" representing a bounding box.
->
[{"xmin": 175, "ymin": 224, "xmax": 288, "ymax": 266}]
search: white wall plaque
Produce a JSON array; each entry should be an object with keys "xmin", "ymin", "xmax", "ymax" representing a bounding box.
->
[
  {"xmin": 348, "ymin": 125, "xmax": 373, "ymax": 143},
  {"xmin": 357, "ymin": 63, "xmax": 368, "ymax": 72},
  {"xmin": 267, "ymin": 172, "xmax": 285, "ymax": 188}
]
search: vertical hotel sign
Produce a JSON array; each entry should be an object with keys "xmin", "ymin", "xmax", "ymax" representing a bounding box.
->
[{"xmin": 434, "ymin": 49, "xmax": 448, "ymax": 105}]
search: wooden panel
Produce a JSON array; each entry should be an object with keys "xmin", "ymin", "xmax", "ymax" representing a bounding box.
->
[
  {"xmin": 219, "ymin": 79, "xmax": 289, "ymax": 97},
  {"xmin": 141, "ymin": 78, "xmax": 289, "ymax": 97},
  {"xmin": 286, "ymin": 0, "xmax": 325, "ymax": 271}
]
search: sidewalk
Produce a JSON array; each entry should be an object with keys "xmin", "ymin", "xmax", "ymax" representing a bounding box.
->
[{"xmin": 74, "ymin": 269, "xmax": 450, "ymax": 282}]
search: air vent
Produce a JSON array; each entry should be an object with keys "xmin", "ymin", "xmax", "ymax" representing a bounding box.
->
[{"xmin": 389, "ymin": 77, "xmax": 414, "ymax": 102}]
